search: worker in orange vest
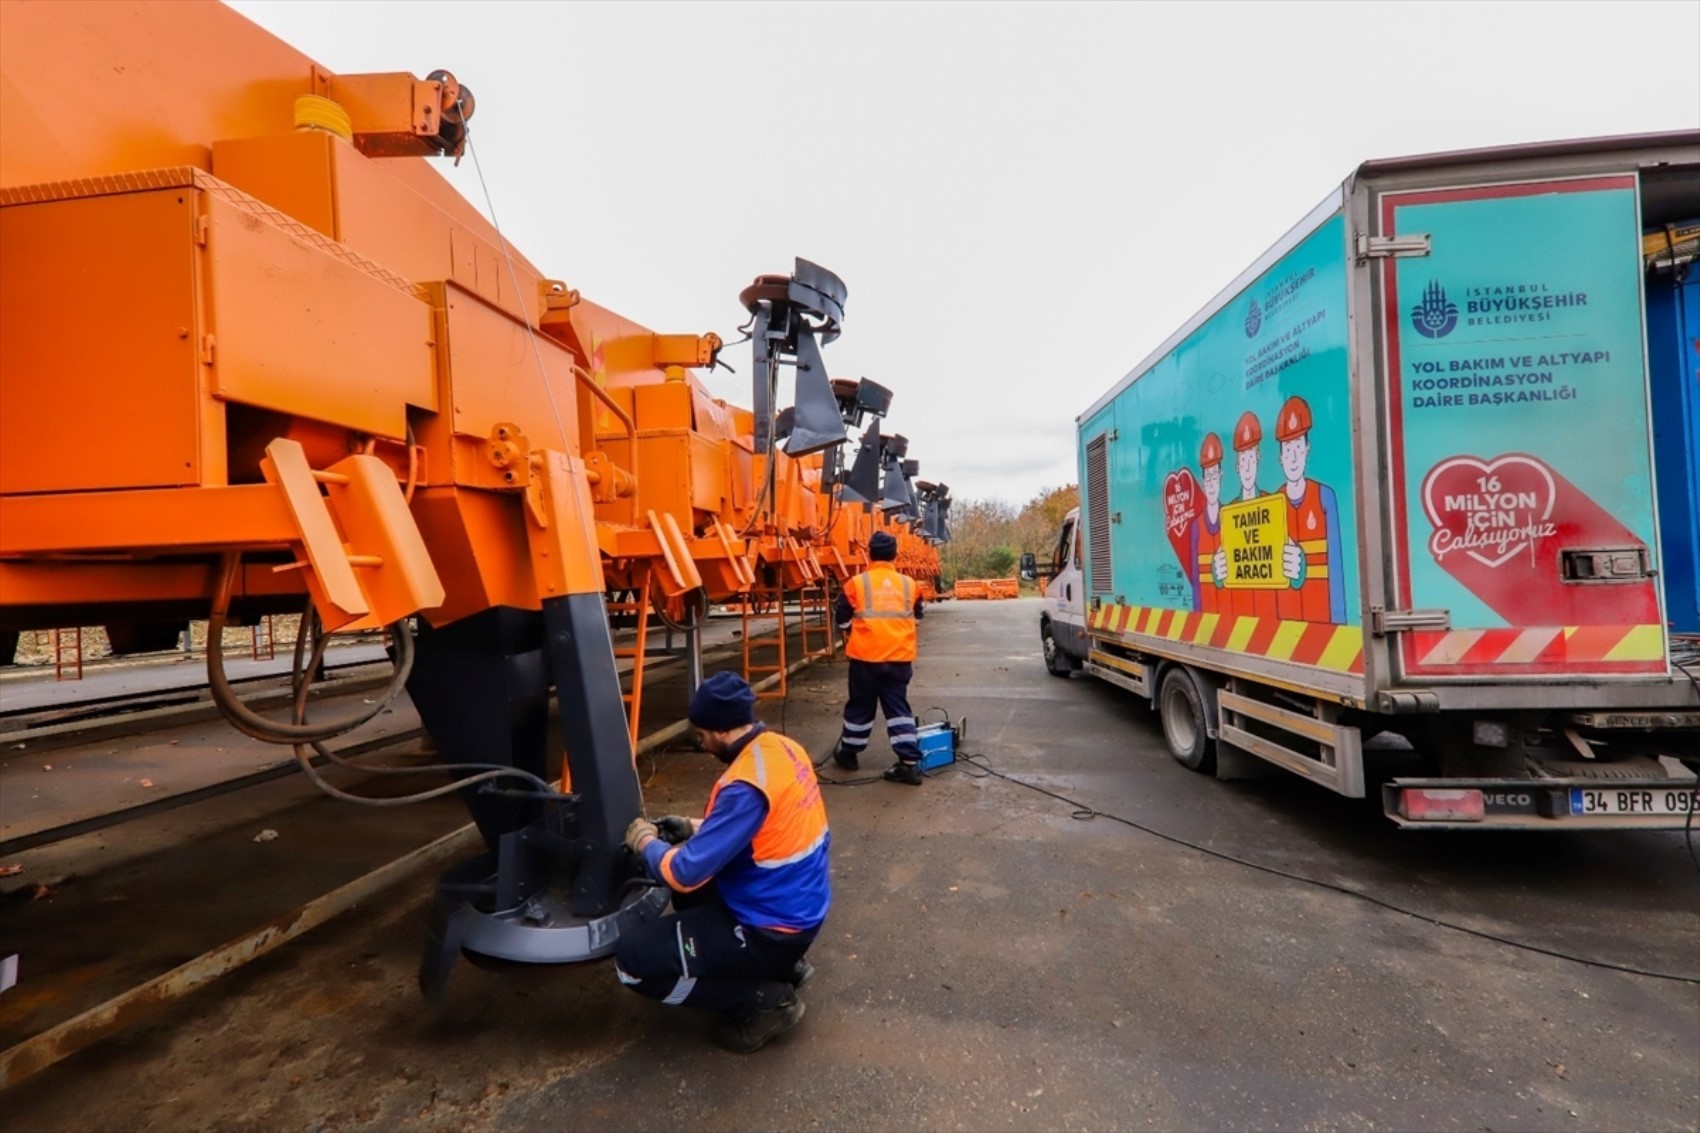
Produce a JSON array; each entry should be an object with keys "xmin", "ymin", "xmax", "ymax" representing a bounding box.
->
[
  {"xmin": 1216, "ymin": 411, "xmax": 1279, "ymax": 621},
  {"xmin": 1273, "ymin": 395, "xmax": 1346, "ymax": 623},
  {"xmin": 618, "ymin": 672, "xmax": 830, "ymax": 1053},
  {"xmin": 1192, "ymin": 432, "xmax": 1225, "ymax": 613},
  {"xmin": 830, "ymin": 531, "xmax": 926, "ymax": 785}
]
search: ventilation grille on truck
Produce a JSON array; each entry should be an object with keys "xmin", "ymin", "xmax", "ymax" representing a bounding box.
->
[{"xmin": 1086, "ymin": 433, "xmax": 1112, "ymax": 595}]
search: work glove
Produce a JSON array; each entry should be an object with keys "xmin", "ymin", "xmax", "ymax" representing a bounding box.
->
[
  {"xmin": 624, "ymin": 816, "xmax": 659, "ymax": 856},
  {"xmin": 655, "ymin": 815, "xmax": 696, "ymax": 845}
]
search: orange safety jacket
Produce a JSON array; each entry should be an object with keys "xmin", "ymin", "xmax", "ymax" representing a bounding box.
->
[
  {"xmin": 845, "ymin": 565, "xmax": 918, "ymax": 662},
  {"xmin": 1276, "ymin": 479, "xmax": 1337, "ymax": 623},
  {"xmin": 658, "ymin": 729, "xmax": 831, "ymax": 931}
]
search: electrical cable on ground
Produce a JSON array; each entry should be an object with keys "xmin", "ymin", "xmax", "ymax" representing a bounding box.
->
[{"xmin": 815, "ymin": 732, "xmax": 1700, "ymax": 985}]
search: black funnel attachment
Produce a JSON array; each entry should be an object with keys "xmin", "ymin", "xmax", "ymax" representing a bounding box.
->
[
  {"xmin": 743, "ymin": 258, "xmax": 849, "ymax": 456},
  {"xmin": 878, "ymin": 451, "xmax": 914, "ymax": 514},
  {"xmin": 843, "ymin": 418, "xmax": 883, "ymax": 504},
  {"xmin": 781, "ymin": 328, "xmax": 847, "ymax": 456}
]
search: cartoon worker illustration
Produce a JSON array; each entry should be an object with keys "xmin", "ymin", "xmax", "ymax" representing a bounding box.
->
[
  {"xmin": 1192, "ymin": 433, "xmax": 1225, "ymax": 612},
  {"xmin": 1273, "ymin": 395, "xmax": 1346, "ymax": 623},
  {"xmin": 1214, "ymin": 411, "xmax": 1269, "ymax": 616},
  {"xmin": 1232, "ymin": 410, "xmax": 1264, "ymax": 503}
]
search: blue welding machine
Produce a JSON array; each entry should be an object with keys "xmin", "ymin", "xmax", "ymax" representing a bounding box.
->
[{"xmin": 915, "ymin": 711, "xmax": 963, "ymax": 772}]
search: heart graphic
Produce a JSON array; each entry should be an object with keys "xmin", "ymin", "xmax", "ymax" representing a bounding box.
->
[
  {"xmin": 1412, "ymin": 452, "xmax": 1660, "ymax": 631},
  {"xmin": 1421, "ymin": 454, "xmax": 1556, "ymax": 569},
  {"xmin": 1162, "ymin": 468, "xmax": 1198, "ymax": 578}
]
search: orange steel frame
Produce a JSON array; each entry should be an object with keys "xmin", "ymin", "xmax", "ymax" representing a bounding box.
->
[{"xmin": 0, "ymin": 0, "xmax": 946, "ymax": 739}]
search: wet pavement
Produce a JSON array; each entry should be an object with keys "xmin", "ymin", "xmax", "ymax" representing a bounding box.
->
[{"xmin": 3, "ymin": 597, "xmax": 1697, "ymax": 1130}]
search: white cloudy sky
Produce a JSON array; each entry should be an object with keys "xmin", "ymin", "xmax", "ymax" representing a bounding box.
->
[{"xmin": 229, "ymin": 0, "xmax": 1698, "ymax": 505}]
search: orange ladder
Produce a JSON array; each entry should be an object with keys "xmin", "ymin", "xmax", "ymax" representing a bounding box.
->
[
  {"xmin": 251, "ymin": 615, "xmax": 276, "ymax": 661},
  {"xmin": 605, "ymin": 572, "xmax": 654, "ymax": 747},
  {"xmin": 52, "ymin": 628, "xmax": 84, "ymax": 681},
  {"xmin": 741, "ymin": 583, "xmax": 789, "ymax": 699},
  {"xmin": 798, "ymin": 581, "xmax": 836, "ymax": 661}
]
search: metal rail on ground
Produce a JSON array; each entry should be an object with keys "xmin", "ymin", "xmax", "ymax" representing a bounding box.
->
[{"xmin": 0, "ymin": 646, "xmax": 830, "ymax": 1089}]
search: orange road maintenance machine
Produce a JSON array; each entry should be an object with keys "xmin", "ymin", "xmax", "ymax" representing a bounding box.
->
[
  {"xmin": 0, "ymin": 0, "xmax": 957, "ymax": 1004},
  {"xmin": 412, "ymin": 263, "xmax": 854, "ymax": 999}
]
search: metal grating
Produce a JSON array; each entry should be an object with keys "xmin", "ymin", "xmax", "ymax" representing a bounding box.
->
[{"xmin": 1085, "ymin": 433, "xmax": 1112, "ymax": 594}]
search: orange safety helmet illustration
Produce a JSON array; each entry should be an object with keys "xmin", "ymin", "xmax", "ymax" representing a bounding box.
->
[
  {"xmin": 1233, "ymin": 410, "xmax": 1262, "ymax": 451},
  {"xmin": 1275, "ymin": 396, "xmax": 1313, "ymax": 442}
]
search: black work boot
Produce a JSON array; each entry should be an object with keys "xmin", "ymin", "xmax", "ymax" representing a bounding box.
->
[
  {"xmin": 712, "ymin": 991, "xmax": 806, "ymax": 1054},
  {"xmin": 831, "ymin": 741, "xmax": 859, "ymax": 771},
  {"xmin": 882, "ymin": 761, "xmax": 923, "ymax": 786},
  {"xmin": 789, "ymin": 958, "xmax": 815, "ymax": 988}
]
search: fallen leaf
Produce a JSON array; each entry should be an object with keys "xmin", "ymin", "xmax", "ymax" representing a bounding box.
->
[
  {"xmin": 41, "ymin": 765, "xmax": 52, "ymax": 772},
  {"xmin": 28, "ymin": 884, "xmax": 52, "ymax": 902},
  {"xmin": 139, "ymin": 779, "xmax": 154, "ymax": 788},
  {"xmin": 254, "ymin": 829, "xmax": 279, "ymax": 843},
  {"xmin": 0, "ymin": 864, "xmax": 23, "ymax": 877}
]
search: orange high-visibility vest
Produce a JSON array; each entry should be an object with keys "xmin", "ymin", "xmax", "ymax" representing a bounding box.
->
[
  {"xmin": 660, "ymin": 730, "xmax": 831, "ymax": 931},
  {"xmin": 1277, "ymin": 479, "xmax": 1333, "ymax": 623},
  {"xmin": 845, "ymin": 565, "xmax": 918, "ymax": 662}
]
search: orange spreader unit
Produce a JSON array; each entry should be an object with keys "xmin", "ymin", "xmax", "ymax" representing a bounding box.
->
[{"xmin": 0, "ymin": 0, "xmax": 951, "ymax": 993}]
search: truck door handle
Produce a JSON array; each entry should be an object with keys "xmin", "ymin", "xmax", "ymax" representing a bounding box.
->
[{"xmin": 1066, "ymin": 584, "xmax": 1073, "ymax": 601}]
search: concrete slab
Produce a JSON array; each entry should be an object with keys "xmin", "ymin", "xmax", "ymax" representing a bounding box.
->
[{"xmin": 2, "ymin": 598, "xmax": 1696, "ymax": 1130}]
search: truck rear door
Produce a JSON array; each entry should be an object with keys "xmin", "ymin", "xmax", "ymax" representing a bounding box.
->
[{"xmin": 1377, "ymin": 175, "xmax": 1668, "ymax": 680}]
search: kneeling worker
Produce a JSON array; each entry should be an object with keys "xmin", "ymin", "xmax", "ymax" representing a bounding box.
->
[
  {"xmin": 833, "ymin": 529, "xmax": 926, "ymax": 784},
  {"xmin": 617, "ymin": 671, "xmax": 831, "ymax": 1053}
]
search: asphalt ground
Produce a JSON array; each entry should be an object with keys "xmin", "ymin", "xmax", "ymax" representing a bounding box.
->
[{"xmin": 3, "ymin": 597, "xmax": 1697, "ymax": 1131}]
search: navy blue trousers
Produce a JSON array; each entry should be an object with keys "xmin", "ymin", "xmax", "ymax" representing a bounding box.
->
[
  {"xmin": 839, "ymin": 659, "xmax": 921, "ymax": 764},
  {"xmin": 614, "ymin": 886, "xmax": 816, "ymax": 1019}
]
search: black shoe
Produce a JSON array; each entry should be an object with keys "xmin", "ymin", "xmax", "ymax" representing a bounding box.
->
[
  {"xmin": 831, "ymin": 742, "xmax": 859, "ymax": 772},
  {"xmin": 789, "ymin": 958, "xmax": 815, "ymax": 988},
  {"xmin": 882, "ymin": 761, "xmax": 923, "ymax": 786},
  {"xmin": 713, "ymin": 996, "xmax": 806, "ymax": 1054}
]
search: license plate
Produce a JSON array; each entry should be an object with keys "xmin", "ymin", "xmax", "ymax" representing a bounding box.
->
[{"xmin": 1569, "ymin": 787, "xmax": 1699, "ymax": 816}]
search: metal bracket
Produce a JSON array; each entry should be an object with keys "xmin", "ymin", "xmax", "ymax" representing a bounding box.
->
[
  {"xmin": 1368, "ymin": 605, "xmax": 1451, "ymax": 636},
  {"xmin": 1355, "ymin": 232, "xmax": 1432, "ymax": 262}
]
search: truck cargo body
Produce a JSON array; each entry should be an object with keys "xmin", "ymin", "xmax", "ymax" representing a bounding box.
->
[{"xmin": 1044, "ymin": 132, "xmax": 1700, "ymax": 829}]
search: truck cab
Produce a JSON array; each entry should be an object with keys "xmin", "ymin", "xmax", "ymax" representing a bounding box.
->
[{"xmin": 1040, "ymin": 506, "xmax": 1088, "ymax": 676}]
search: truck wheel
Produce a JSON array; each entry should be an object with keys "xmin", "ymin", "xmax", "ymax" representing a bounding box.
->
[
  {"xmin": 1159, "ymin": 667, "xmax": 1215, "ymax": 773},
  {"xmin": 1041, "ymin": 622, "xmax": 1071, "ymax": 677}
]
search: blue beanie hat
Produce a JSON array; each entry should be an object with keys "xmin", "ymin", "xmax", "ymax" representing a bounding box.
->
[
  {"xmin": 688, "ymin": 671, "xmax": 757, "ymax": 731},
  {"xmin": 869, "ymin": 531, "xmax": 898, "ymax": 561}
]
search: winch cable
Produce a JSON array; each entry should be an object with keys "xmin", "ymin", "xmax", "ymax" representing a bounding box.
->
[
  {"xmin": 283, "ymin": 609, "xmax": 558, "ymax": 807},
  {"xmin": 207, "ymin": 553, "xmax": 559, "ymax": 805},
  {"xmin": 905, "ymin": 741, "xmax": 1699, "ymax": 986},
  {"xmin": 206, "ymin": 553, "xmax": 411, "ymax": 745}
]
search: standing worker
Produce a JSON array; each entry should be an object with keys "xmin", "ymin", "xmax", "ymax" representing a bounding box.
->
[
  {"xmin": 617, "ymin": 672, "xmax": 830, "ymax": 1053},
  {"xmin": 832, "ymin": 530, "xmax": 926, "ymax": 785}
]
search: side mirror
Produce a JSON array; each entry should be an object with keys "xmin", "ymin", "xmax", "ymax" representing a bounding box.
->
[{"xmin": 1018, "ymin": 551, "xmax": 1037, "ymax": 581}]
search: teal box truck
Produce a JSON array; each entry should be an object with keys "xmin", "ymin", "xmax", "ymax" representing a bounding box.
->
[{"xmin": 1040, "ymin": 133, "xmax": 1700, "ymax": 828}]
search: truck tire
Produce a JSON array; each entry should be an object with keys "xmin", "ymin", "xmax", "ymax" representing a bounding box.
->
[
  {"xmin": 1041, "ymin": 621, "xmax": 1072, "ymax": 678},
  {"xmin": 1159, "ymin": 667, "xmax": 1216, "ymax": 773}
]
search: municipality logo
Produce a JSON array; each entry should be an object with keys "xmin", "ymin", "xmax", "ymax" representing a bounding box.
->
[
  {"xmin": 1243, "ymin": 298, "xmax": 1262, "ymax": 338},
  {"xmin": 1410, "ymin": 280, "xmax": 1459, "ymax": 339}
]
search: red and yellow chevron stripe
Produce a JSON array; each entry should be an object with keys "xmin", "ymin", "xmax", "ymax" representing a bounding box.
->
[
  {"xmin": 1088, "ymin": 603, "xmax": 1364, "ymax": 674},
  {"xmin": 1087, "ymin": 603, "xmax": 1668, "ymax": 677},
  {"xmin": 1410, "ymin": 625, "xmax": 1664, "ymax": 669}
]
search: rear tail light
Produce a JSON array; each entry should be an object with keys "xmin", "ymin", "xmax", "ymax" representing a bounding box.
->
[{"xmin": 1398, "ymin": 788, "xmax": 1485, "ymax": 822}]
